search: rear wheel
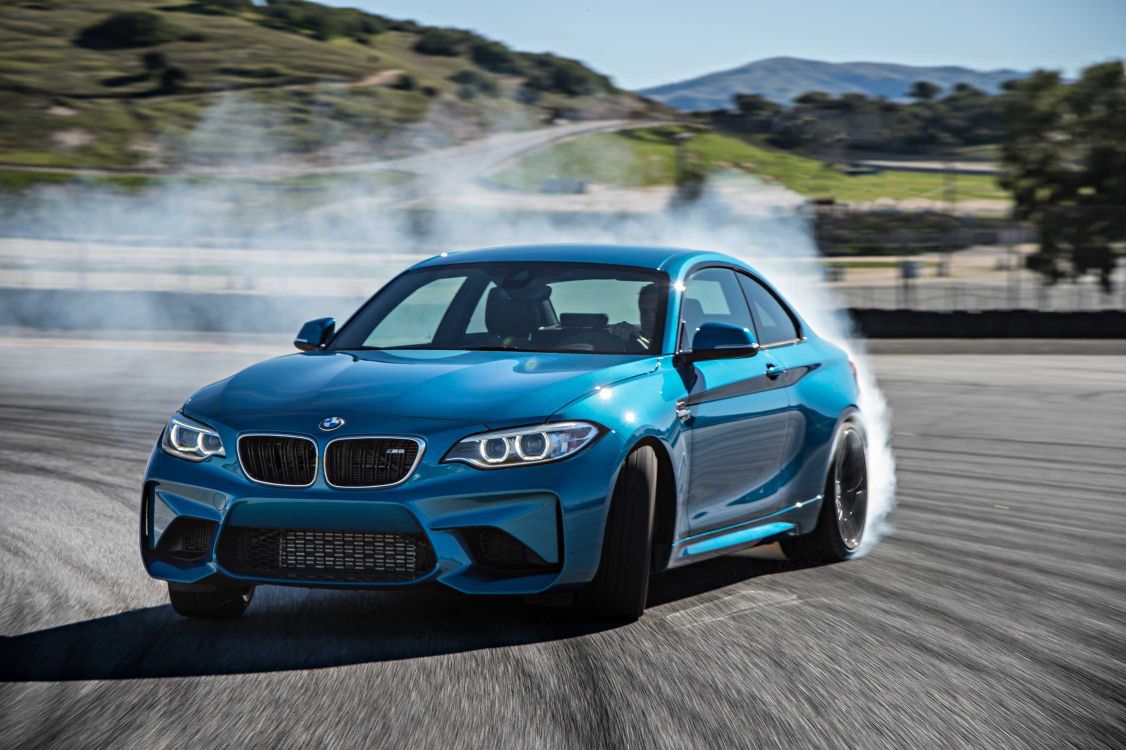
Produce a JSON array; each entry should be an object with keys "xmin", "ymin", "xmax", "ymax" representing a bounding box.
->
[
  {"xmin": 576, "ymin": 445, "xmax": 658, "ymax": 622},
  {"xmin": 781, "ymin": 419, "xmax": 868, "ymax": 563},
  {"xmin": 168, "ymin": 583, "xmax": 254, "ymax": 619}
]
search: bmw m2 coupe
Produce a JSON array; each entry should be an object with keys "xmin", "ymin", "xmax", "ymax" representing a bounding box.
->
[{"xmin": 142, "ymin": 244, "xmax": 868, "ymax": 621}]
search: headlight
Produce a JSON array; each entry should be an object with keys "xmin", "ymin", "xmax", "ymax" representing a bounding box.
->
[
  {"xmin": 443, "ymin": 421, "xmax": 602, "ymax": 469},
  {"xmin": 161, "ymin": 412, "xmax": 225, "ymax": 462}
]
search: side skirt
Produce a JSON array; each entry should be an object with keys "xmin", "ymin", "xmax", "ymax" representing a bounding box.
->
[{"xmin": 666, "ymin": 496, "xmax": 822, "ymax": 568}]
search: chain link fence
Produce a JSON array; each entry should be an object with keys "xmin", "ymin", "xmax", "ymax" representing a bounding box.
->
[{"xmin": 812, "ymin": 206, "xmax": 1126, "ymax": 311}]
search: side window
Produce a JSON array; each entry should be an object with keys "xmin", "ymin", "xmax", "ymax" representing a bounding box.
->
[
  {"xmin": 737, "ymin": 274, "xmax": 800, "ymax": 345},
  {"xmin": 681, "ymin": 267, "xmax": 755, "ymax": 350}
]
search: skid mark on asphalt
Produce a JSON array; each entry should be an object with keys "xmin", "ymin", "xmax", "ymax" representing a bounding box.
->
[{"xmin": 663, "ymin": 588, "xmax": 811, "ymax": 629}]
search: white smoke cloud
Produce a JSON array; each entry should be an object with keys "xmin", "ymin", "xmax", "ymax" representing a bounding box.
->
[{"xmin": 0, "ymin": 95, "xmax": 895, "ymax": 551}]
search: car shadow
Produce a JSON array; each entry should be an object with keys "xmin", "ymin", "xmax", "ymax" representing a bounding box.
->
[{"xmin": 0, "ymin": 552, "xmax": 811, "ymax": 682}]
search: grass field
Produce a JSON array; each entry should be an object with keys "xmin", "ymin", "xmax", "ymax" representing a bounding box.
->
[{"xmin": 493, "ymin": 125, "xmax": 1010, "ymax": 203}]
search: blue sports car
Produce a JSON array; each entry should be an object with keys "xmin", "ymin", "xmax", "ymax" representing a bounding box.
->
[{"xmin": 142, "ymin": 244, "xmax": 867, "ymax": 621}]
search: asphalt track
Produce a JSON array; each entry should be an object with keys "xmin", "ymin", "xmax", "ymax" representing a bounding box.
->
[{"xmin": 0, "ymin": 343, "xmax": 1123, "ymax": 748}]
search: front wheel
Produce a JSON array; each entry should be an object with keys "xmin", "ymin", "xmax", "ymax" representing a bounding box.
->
[
  {"xmin": 782, "ymin": 418, "xmax": 868, "ymax": 563},
  {"xmin": 168, "ymin": 583, "xmax": 254, "ymax": 619},
  {"xmin": 575, "ymin": 445, "xmax": 658, "ymax": 622}
]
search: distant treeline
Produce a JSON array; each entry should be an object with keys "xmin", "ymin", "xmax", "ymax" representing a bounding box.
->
[
  {"xmin": 707, "ymin": 79, "xmax": 1002, "ymax": 154},
  {"xmin": 709, "ymin": 61, "xmax": 1126, "ymax": 289}
]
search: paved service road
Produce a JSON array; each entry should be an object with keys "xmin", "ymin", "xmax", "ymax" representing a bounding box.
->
[{"xmin": 0, "ymin": 343, "xmax": 1123, "ymax": 748}]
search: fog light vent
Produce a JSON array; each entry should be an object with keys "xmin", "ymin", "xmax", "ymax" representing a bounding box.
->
[
  {"xmin": 461, "ymin": 527, "xmax": 559, "ymax": 573},
  {"xmin": 155, "ymin": 517, "xmax": 217, "ymax": 562}
]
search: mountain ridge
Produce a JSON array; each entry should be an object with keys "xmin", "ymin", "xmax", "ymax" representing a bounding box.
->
[{"xmin": 638, "ymin": 56, "xmax": 1028, "ymax": 110}]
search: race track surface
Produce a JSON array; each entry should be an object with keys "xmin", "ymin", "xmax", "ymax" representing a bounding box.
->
[{"xmin": 0, "ymin": 343, "xmax": 1123, "ymax": 748}]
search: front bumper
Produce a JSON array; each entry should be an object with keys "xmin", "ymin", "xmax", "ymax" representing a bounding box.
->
[{"xmin": 140, "ymin": 422, "xmax": 625, "ymax": 596}]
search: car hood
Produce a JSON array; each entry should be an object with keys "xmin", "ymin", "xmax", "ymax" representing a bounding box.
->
[{"xmin": 185, "ymin": 349, "xmax": 659, "ymax": 427}]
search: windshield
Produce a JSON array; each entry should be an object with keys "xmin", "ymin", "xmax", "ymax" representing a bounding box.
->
[{"xmin": 331, "ymin": 262, "xmax": 668, "ymax": 355}]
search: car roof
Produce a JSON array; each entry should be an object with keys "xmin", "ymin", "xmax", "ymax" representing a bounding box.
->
[{"xmin": 411, "ymin": 243, "xmax": 732, "ymax": 272}]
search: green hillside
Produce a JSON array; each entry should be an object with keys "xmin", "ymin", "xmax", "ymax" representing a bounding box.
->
[
  {"xmin": 494, "ymin": 125, "xmax": 1009, "ymax": 204},
  {"xmin": 0, "ymin": 0, "xmax": 664, "ymax": 169}
]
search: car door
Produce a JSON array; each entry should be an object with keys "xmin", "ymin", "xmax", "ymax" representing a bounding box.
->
[
  {"xmin": 679, "ymin": 267, "xmax": 797, "ymax": 534},
  {"xmin": 735, "ymin": 271, "xmax": 820, "ymax": 503}
]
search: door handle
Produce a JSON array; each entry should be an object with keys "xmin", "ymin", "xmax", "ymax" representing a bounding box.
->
[{"xmin": 765, "ymin": 363, "xmax": 785, "ymax": 380}]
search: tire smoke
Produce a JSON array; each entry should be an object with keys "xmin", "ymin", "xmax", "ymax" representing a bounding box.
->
[{"xmin": 0, "ymin": 100, "xmax": 896, "ymax": 550}]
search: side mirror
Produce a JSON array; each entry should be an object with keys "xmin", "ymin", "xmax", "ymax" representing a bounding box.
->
[
  {"xmin": 294, "ymin": 317, "xmax": 335, "ymax": 351},
  {"xmin": 679, "ymin": 322, "xmax": 759, "ymax": 364}
]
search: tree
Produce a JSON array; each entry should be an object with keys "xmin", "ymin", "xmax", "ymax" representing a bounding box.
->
[
  {"xmin": 733, "ymin": 93, "xmax": 781, "ymax": 118},
  {"xmin": 471, "ymin": 41, "xmax": 522, "ymax": 75},
  {"xmin": 141, "ymin": 51, "xmax": 168, "ymax": 72},
  {"xmin": 523, "ymin": 54, "xmax": 611, "ymax": 96},
  {"xmin": 390, "ymin": 73, "xmax": 417, "ymax": 91},
  {"xmin": 1000, "ymin": 62, "xmax": 1126, "ymax": 290},
  {"xmin": 449, "ymin": 69, "xmax": 498, "ymax": 96},
  {"xmin": 794, "ymin": 90, "xmax": 832, "ymax": 107},
  {"xmin": 159, "ymin": 66, "xmax": 189, "ymax": 93},
  {"xmin": 413, "ymin": 28, "xmax": 469, "ymax": 56},
  {"xmin": 195, "ymin": 0, "xmax": 253, "ymax": 12},
  {"xmin": 909, "ymin": 80, "xmax": 941, "ymax": 101},
  {"xmin": 75, "ymin": 11, "xmax": 179, "ymax": 49}
]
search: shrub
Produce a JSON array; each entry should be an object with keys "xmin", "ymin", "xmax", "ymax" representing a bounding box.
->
[
  {"xmin": 75, "ymin": 11, "xmax": 179, "ymax": 49},
  {"xmin": 413, "ymin": 28, "xmax": 470, "ymax": 56},
  {"xmin": 141, "ymin": 51, "xmax": 168, "ymax": 72},
  {"xmin": 794, "ymin": 91, "xmax": 832, "ymax": 106},
  {"xmin": 523, "ymin": 54, "xmax": 611, "ymax": 96},
  {"xmin": 470, "ymin": 41, "xmax": 522, "ymax": 75},
  {"xmin": 390, "ymin": 73, "xmax": 417, "ymax": 91},
  {"xmin": 449, "ymin": 69, "xmax": 498, "ymax": 96},
  {"xmin": 160, "ymin": 66, "xmax": 189, "ymax": 93},
  {"xmin": 185, "ymin": 0, "xmax": 253, "ymax": 13}
]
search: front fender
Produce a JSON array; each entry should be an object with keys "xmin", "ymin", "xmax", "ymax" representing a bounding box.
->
[{"xmin": 551, "ymin": 359, "xmax": 691, "ymax": 554}]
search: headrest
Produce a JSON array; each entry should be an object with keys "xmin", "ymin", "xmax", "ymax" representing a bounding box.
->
[
  {"xmin": 497, "ymin": 281, "xmax": 552, "ymax": 303},
  {"xmin": 559, "ymin": 313, "xmax": 608, "ymax": 328},
  {"xmin": 681, "ymin": 297, "xmax": 705, "ymax": 323},
  {"xmin": 486, "ymin": 286, "xmax": 549, "ymax": 338}
]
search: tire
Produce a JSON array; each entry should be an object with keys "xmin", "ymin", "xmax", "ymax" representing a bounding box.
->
[
  {"xmin": 781, "ymin": 417, "xmax": 868, "ymax": 564},
  {"xmin": 168, "ymin": 583, "xmax": 254, "ymax": 619},
  {"xmin": 576, "ymin": 445, "xmax": 658, "ymax": 622}
]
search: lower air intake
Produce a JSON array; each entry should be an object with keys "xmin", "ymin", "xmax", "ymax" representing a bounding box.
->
[
  {"xmin": 218, "ymin": 527, "xmax": 436, "ymax": 583},
  {"xmin": 460, "ymin": 527, "xmax": 560, "ymax": 574},
  {"xmin": 155, "ymin": 517, "xmax": 217, "ymax": 562}
]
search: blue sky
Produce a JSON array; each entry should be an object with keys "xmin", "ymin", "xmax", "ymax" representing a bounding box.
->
[{"xmin": 321, "ymin": 0, "xmax": 1125, "ymax": 89}]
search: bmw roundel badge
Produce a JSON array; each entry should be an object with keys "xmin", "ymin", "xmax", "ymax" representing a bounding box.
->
[{"xmin": 319, "ymin": 416, "xmax": 345, "ymax": 431}]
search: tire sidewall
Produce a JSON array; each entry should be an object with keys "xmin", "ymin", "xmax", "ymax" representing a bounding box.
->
[{"xmin": 825, "ymin": 414, "xmax": 868, "ymax": 556}]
